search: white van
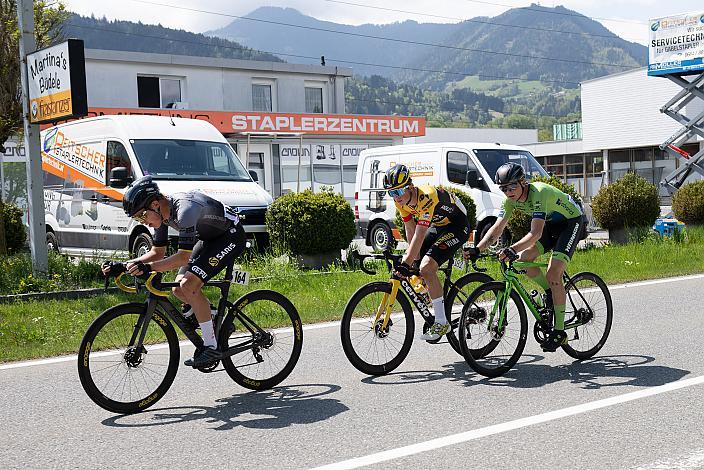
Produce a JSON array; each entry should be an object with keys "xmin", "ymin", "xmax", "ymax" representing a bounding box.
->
[
  {"xmin": 354, "ymin": 142, "xmax": 548, "ymax": 251},
  {"xmin": 40, "ymin": 115, "xmax": 273, "ymax": 257}
]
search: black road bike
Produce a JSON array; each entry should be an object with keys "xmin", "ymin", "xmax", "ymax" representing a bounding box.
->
[
  {"xmin": 340, "ymin": 250, "xmax": 493, "ymax": 375},
  {"xmin": 78, "ymin": 261, "xmax": 303, "ymax": 414}
]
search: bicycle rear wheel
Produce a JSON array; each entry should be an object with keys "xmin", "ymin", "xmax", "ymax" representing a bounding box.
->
[
  {"xmin": 220, "ymin": 290, "xmax": 303, "ymax": 391},
  {"xmin": 445, "ymin": 272, "xmax": 493, "ymax": 356},
  {"xmin": 458, "ymin": 282, "xmax": 528, "ymax": 378},
  {"xmin": 340, "ymin": 281, "xmax": 414, "ymax": 376},
  {"xmin": 77, "ymin": 302, "xmax": 180, "ymax": 414},
  {"xmin": 562, "ymin": 272, "xmax": 613, "ymax": 360}
]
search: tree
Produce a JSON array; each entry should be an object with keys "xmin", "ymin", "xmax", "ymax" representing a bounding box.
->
[{"xmin": 0, "ymin": 0, "xmax": 68, "ymax": 255}]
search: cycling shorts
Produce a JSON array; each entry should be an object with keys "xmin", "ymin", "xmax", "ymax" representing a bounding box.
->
[
  {"xmin": 178, "ymin": 222, "xmax": 246, "ymax": 282},
  {"xmin": 419, "ymin": 220, "xmax": 470, "ymax": 266},
  {"xmin": 535, "ymin": 216, "xmax": 586, "ymax": 264}
]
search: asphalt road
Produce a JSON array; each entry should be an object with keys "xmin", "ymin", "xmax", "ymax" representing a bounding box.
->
[{"xmin": 1, "ymin": 274, "xmax": 703, "ymax": 469}]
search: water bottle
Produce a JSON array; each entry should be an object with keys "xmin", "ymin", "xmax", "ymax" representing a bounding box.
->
[
  {"xmin": 409, "ymin": 275, "xmax": 431, "ymax": 305},
  {"xmin": 529, "ymin": 290, "xmax": 544, "ymax": 309}
]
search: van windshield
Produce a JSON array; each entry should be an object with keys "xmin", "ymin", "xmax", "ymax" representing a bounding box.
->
[
  {"xmin": 130, "ymin": 139, "xmax": 251, "ymax": 181},
  {"xmin": 473, "ymin": 149, "xmax": 547, "ymax": 181}
]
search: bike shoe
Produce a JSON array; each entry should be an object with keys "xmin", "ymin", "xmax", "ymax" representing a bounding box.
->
[
  {"xmin": 541, "ymin": 329, "xmax": 567, "ymax": 353},
  {"xmin": 184, "ymin": 346, "xmax": 221, "ymax": 368},
  {"xmin": 419, "ymin": 322, "xmax": 451, "ymax": 341}
]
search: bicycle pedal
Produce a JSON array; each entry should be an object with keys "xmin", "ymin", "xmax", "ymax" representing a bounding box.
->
[{"xmin": 196, "ymin": 360, "xmax": 220, "ymax": 373}]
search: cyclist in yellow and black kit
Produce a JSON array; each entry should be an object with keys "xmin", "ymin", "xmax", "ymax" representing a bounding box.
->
[{"xmin": 384, "ymin": 163, "xmax": 470, "ymax": 340}]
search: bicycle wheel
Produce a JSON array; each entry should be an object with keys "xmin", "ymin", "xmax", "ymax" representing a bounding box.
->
[
  {"xmin": 340, "ymin": 281, "xmax": 415, "ymax": 376},
  {"xmin": 220, "ymin": 290, "xmax": 303, "ymax": 391},
  {"xmin": 562, "ymin": 272, "xmax": 613, "ymax": 360},
  {"xmin": 77, "ymin": 302, "xmax": 180, "ymax": 414},
  {"xmin": 444, "ymin": 272, "xmax": 493, "ymax": 356},
  {"xmin": 458, "ymin": 281, "xmax": 528, "ymax": 378}
]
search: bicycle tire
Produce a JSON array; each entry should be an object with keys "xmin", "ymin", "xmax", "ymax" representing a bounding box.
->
[
  {"xmin": 444, "ymin": 272, "xmax": 494, "ymax": 356},
  {"xmin": 220, "ymin": 290, "xmax": 303, "ymax": 391},
  {"xmin": 340, "ymin": 281, "xmax": 415, "ymax": 376},
  {"xmin": 561, "ymin": 272, "xmax": 613, "ymax": 360},
  {"xmin": 77, "ymin": 302, "xmax": 180, "ymax": 414},
  {"xmin": 459, "ymin": 281, "xmax": 528, "ymax": 378}
]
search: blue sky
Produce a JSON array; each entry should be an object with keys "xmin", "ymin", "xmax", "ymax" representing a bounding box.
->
[{"xmin": 63, "ymin": 0, "xmax": 704, "ymax": 45}]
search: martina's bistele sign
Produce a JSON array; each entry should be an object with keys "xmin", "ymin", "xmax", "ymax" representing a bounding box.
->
[{"xmin": 27, "ymin": 39, "xmax": 87, "ymax": 124}]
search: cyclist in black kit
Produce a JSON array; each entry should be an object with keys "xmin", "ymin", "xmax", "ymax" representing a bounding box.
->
[{"xmin": 102, "ymin": 176, "xmax": 246, "ymax": 368}]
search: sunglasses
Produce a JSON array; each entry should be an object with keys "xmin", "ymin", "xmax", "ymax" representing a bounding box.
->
[
  {"xmin": 388, "ymin": 187, "xmax": 408, "ymax": 198},
  {"xmin": 499, "ymin": 183, "xmax": 519, "ymax": 193}
]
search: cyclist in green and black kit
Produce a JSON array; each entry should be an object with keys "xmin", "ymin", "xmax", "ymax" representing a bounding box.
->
[{"xmin": 465, "ymin": 163, "xmax": 587, "ymax": 352}]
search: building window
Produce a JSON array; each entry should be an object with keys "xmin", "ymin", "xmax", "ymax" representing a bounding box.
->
[
  {"xmin": 137, "ymin": 76, "xmax": 182, "ymax": 108},
  {"xmin": 252, "ymin": 84, "xmax": 272, "ymax": 111},
  {"xmin": 305, "ymin": 87, "xmax": 323, "ymax": 113}
]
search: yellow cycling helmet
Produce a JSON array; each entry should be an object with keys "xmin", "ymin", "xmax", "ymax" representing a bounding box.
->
[{"xmin": 383, "ymin": 164, "xmax": 412, "ymax": 190}]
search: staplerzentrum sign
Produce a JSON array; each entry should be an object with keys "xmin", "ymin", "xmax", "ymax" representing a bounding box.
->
[
  {"xmin": 27, "ymin": 39, "xmax": 87, "ymax": 123},
  {"xmin": 648, "ymin": 11, "xmax": 704, "ymax": 76}
]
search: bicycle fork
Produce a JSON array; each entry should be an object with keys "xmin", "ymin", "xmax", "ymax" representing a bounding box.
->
[
  {"xmin": 487, "ymin": 282, "xmax": 511, "ymax": 338},
  {"xmin": 374, "ymin": 279, "xmax": 401, "ymax": 332}
]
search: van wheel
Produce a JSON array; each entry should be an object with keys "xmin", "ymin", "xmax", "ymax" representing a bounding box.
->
[
  {"xmin": 132, "ymin": 233, "xmax": 153, "ymax": 258},
  {"xmin": 478, "ymin": 222, "xmax": 511, "ymax": 249},
  {"xmin": 370, "ymin": 222, "xmax": 394, "ymax": 252},
  {"xmin": 46, "ymin": 231, "xmax": 59, "ymax": 253}
]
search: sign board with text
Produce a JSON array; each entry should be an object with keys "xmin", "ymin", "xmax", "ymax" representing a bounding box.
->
[
  {"xmin": 27, "ymin": 39, "xmax": 87, "ymax": 123},
  {"xmin": 648, "ymin": 11, "xmax": 704, "ymax": 76}
]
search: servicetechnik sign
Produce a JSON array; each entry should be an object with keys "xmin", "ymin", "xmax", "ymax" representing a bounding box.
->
[
  {"xmin": 27, "ymin": 39, "xmax": 87, "ymax": 124},
  {"xmin": 648, "ymin": 12, "xmax": 704, "ymax": 76}
]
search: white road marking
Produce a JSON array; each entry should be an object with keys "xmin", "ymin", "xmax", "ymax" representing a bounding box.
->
[
  {"xmin": 634, "ymin": 448, "xmax": 704, "ymax": 469},
  {"xmin": 310, "ymin": 375, "xmax": 704, "ymax": 470},
  {"xmin": 2, "ymin": 272, "xmax": 704, "ymax": 371}
]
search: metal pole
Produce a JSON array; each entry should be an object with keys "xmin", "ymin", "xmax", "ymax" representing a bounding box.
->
[
  {"xmin": 1, "ymin": 150, "xmax": 5, "ymax": 202},
  {"xmin": 17, "ymin": 0, "xmax": 48, "ymax": 275},
  {"xmin": 297, "ymin": 135, "xmax": 302, "ymax": 192},
  {"xmin": 339, "ymin": 144, "xmax": 344, "ymax": 198}
]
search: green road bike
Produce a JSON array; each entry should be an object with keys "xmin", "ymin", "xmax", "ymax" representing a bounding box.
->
[{"xmin": 458, "ymin": 254, "xmax": 613, "ymax": 378}]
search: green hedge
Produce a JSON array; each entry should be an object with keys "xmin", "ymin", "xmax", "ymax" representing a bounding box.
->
[
  {"xmin": 1, "ymin": 202, "xmax": 27, "ymax": 254},
  {"xmin": 592, "ymin": 173, "xmax": 660, "ymax": 230},
  {"xmin": 672, "ymin": 180, "xmax": 704, "ymax": 225},
  {"xmin": 266, "ymin": 189, "xmax": 356, "ymax": 255},
  {"xmin": 393, "ymin": 186, "xmax": 477, "ymax": 242},
  {"xmin": 507, "ymin": 176, "xmax": 582, "ymax": 241}
]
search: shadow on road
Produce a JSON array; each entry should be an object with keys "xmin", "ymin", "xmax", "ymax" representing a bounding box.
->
[
  {"xmin": 102, "ymin": 383, "xmax": 348, "ymax": 430},
  {"xmin": 361, "ymin": 355, "xmax": 690, "ymax": 390}
]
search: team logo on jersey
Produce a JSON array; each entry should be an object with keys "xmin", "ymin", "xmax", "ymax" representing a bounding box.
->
[{"xmin": 209, "ymin": 257, "xmax": 219, "ymax": 267}]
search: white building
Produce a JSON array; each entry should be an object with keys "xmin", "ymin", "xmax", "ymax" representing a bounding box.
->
[{"xmin": 524, "ymin": 67, "xmax": 704, "ymax": 200}]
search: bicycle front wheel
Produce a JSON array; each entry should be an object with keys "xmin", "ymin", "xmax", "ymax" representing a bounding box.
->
[
  {"xmin": 562, "ymin": 272, "xmax": 613, "ymax": 360},
  {"xmin": 77, "ymin": 302, "xmax": 180, "ymax": 414},
  {"xmin": 340, "ymin": 281, "xmax": 415, "ymax": 376},
  {"xmin": 459, "ymin": 282, "xmax": 528, "ymax": 378},
  {"xmin": 445, "ymin": 272, "xmax": 493, "ymax": 356},
  {"xmin": 220, "ymin": 290, "xmax": 303, "ymax": 391}
]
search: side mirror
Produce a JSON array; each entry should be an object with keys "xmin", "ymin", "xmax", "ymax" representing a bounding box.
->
[
  {"xmin": 465, "ymin": 169, "xmax": 480, "ymax": 188},
  {"xmin": 248, "ymin": 170, "xmax": 259, "ymax": 182},
  {"xmin": 109, "ymin": 167, "xmax": 133, "ymax": 188}
]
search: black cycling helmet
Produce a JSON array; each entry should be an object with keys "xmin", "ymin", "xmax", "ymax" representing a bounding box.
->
[
  {"xmin": 123, "ymin": 176, "xmax": 161, "ymax": 217},
  {"xmin": 495, "ymin": 162, "xmax": 526, "ymax": 185},
  {"xmin": 383, "ymin": 164, "xmax": 412, "ymax": 190}
]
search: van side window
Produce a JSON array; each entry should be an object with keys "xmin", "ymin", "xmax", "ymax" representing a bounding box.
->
[
  {"xmin": 447, "ymin": 151, "xmax": 485, "ymax": 190},
  {"xmin": 106, "ymin": 141, "xmax": 132, "ymax": 183}
]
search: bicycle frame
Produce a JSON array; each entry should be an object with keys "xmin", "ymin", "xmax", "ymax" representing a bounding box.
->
[{"xmin": 114, "ymin": 263, "xmax": 270, "ymax": 360}]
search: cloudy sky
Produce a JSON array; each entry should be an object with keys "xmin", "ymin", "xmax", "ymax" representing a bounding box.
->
[{"xmin": 62, "ymin": 0, "xmax": 704, "ymax": 45}]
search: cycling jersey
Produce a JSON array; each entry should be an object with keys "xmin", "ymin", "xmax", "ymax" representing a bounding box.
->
[
  {"xmin": 396, "ymin": 185, "xmax": 467, "ymax": 228},
  {"xmin": 153, "ymin": 191, "xmax": 239, "ymax": 251},
  {"xmin": 499, "ymin": 182, "xmax": 582, "ymax": 223}
]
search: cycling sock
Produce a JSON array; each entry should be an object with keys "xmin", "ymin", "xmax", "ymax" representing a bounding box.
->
[
  {"xmin": 432, "ymin": 297, "xmax": 447, "ymax": 324},
  {"xmin": 200, "ymin": 320, "xmax": 217, "ymax": 348},
  {"xmin": 554, "ymin": 304, "xmax": 565, "ymax": 330},
  {"xmin": 533, "ymin": 271, "xmax": 550, "ymax": 291}
]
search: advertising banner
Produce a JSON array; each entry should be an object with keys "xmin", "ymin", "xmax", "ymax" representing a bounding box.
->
[
  {"xmin": 27, "ymin": 39, "xmax": 87, "ymax": 123},
  {"xmin": 648, "ymin": 12, "xmax": 704, "ymax": 76}
]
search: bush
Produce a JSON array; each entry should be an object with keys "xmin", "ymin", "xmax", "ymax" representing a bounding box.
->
[
  {"xmin": 591, "ymin": 173, "xmax": 660, "ymax": 230},
  {"xmin": 1, "ymin": 202, "xmax": 27, "ymax": 254},
  {"xmin": 0, "ymin": 252, "xmax": 104, "ymax": 294},
  {"xmin": 393, "ymin": 186, "xmax": 477, "ymax": 242},
  {"xmin": 507, "ymin": 176, "xmax": 582, "ymax": 241},
  {"xmin": 265, "ymin": 189, "xmax": 356, "ymax": 256},
  {"xmin": 672, "ymin": 180, "xmax": 704, "ymax": 225}
]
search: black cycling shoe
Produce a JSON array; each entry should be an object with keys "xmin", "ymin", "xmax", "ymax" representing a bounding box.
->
[
  {"xmin": 541, "ymin": 329, "xmax": 567, "ymax": 353},
  {"xmin": 184, "ymin": 347, "xmax": 221, "ymax": 368}
]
